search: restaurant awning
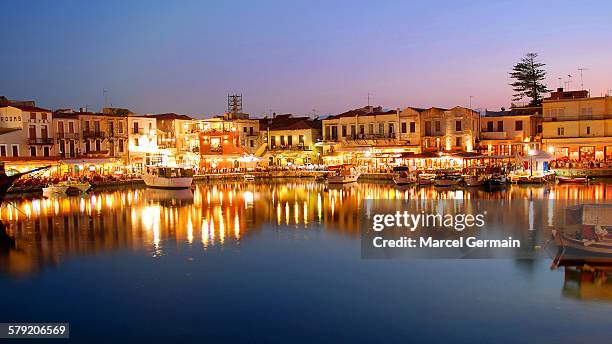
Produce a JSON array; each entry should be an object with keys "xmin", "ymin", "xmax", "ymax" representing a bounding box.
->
[{"xmin": 400, "ymin": 152, "xmax": 441, "ymax": 159}]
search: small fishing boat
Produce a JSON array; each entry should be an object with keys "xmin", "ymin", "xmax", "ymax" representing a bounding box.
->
[
  {"xmin": 557, "ymin": 176, "xmax": 589, "ymax": 184},
  {"xmin": 392, "ymin": 167, "xmax": 416, "ymax": 186},
  {"xmin": 434, "ymin": 173, "xmax": 462, "ymax": 187},
  {"xmin": 417, "ymin": 173, "xmax": 436, "ymax": 185},
  {"xmin": 42, "ymin": 184, "xmax": 70, "ymax": 195},
  {"xmin": 143, "ymin": 166, "xmax": 194, "ymax": 189},
  {"xmin": 553, "ymin": 230, "xmax": 612, "ymax": 255},
  {"xmin": 463, "ymin": 175, "xmax": 485, "ymax": 187},
  {"xmin": 327, "ymin": 165, "xmax": 360, "ymax": 184},
  {"xmin": 243, "ymin": 174, "xmax": 256, "ymax": 182}
]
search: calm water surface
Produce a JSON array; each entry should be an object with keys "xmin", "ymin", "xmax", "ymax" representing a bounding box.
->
[{"xmin": 1, "ymin": 181, "xmax": 612, "ymax": 343}]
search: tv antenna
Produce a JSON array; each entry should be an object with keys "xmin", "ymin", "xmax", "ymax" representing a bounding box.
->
[
  {"xmin": 103, "ymin": 89, "xmax": 109, "ymax": 109},
  {"xmin": 367, "ymin": 92, "xmax": 373, "ymax": 107},
  {"xmin": 565, "ymin": 74, "xmax": 573, "ymax": 90},
  {"xmin": 577, "ymin": 68, "xmax": 589, "ymax": 90},
  {"xmin": 468, "ymin": 95, "xmax": 474, "ymax": 109}
]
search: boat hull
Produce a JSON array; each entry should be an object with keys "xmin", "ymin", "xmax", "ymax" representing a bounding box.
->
[
  {"xmin": 143, "ymin": 174, "xmax": 193, "ymax": 189},
  {"xmin": 327, "ymin": 175, "xmax": 359, "ymax": 184},
  {"xmin": 393, "ymin": 177, "xmax": 415, "ymax": 186},
  {"xmin": 42, "ymin": 186, "xmax": 69, "ymax": 195},
  {"xmin": 554, "ymin": 231, "xmax": 612, "ymax": 254},
  {"xmin": 557, "ymin": 177, "xmax": 588, "ymax": 184}
]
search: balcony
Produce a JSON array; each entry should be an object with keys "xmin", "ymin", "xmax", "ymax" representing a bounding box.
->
[
  {"xmin": 57, "ymin": 132, "xmax": 80, "ymax": 139},
  {"xmin": 108, "ymin": 131, "xmax": 128, "ymax": 138},
  {"xmin": 83, "ymin": 131, "xmax": 106, "ymax": 139},
  {"xmin": 28, "ymin": 138, "xmax": 54, "ymax": 145},
  {"xmin": 269, "ymin": 144, "xmax": 312, "ymax": 151},
  {"xmin": 344, "ymin": 133, "xmax": 396, "ymax": 140},
  {"xmin": 480, "ymin": 131, "xmax": 508, "ymax": 140}
]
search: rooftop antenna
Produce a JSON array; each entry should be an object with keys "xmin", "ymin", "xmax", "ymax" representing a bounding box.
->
[
  {"xmin": 566, "ymin": 74, "xmax": 573, "ymax": 90},
  {"xmin": 103, "ymin": 89, "xmax": 109, "ymax": 109},
  {"xmin": 558, "ymin": 77, "xmax": 563, "ymax": 88},
  {"xmin": 367, "ymin": 92, "xmax": 372, "ymax": 107},
  {"xmin": 468, "ymin": 95, "xmax": 474, "ymax": 109},
  {"xmin": 577, "ymin": 68, "xmax": 589, "ymax": 90}
]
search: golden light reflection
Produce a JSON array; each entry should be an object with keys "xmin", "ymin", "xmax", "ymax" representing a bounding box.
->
[{"xmin": 1, "ymin": 180, "xmax": 611, "ymax": 276}]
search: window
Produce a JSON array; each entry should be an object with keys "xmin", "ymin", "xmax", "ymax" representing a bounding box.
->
[
  {"xmin": 69, "ymin": 122, "xmax": 74, "ymax": 133},
  {"xmin": 350, "ymin": 125, "xmax": 356, "ymax": 136},
  {"xmin": 425, "ymin": 121, "xmax": 432, "ymax": 136},
  {"xmin": 515, "ymin": 120, "xmax": 523, "ymax": 131},
  {"xmin": 43, "ymin": 147, "xmax": 49, "ymax": 157},
  {"xmin": 557, "ymin": 127, "xmax": 565, "ymax": 136},
  {"xmin": 487, "ymin": 121, "xmax": 493, "ymax": 132},
  {"xmin": 455, "ymin": 120, "xmax": 462, "ymax": 132},
  {"xmin": 119, "ymin": 122, "xmax": 124, "ymax": 134},
  {"xmin": 85, "ymin": 141, "xmax": 91, "ymax": 152},
  {"xmin": 30, "ymin": 146, "xmax": 36, "ymax": 157},
  {"xmin": 435, "ymin": 121, "xmax": 441, "ymax": 132},
  {"xmin": 119, "ymin": 140, "xmax": 124, "ymax": 152},
  {"xmin": 134, "ymin": 138, "xmax": 139, "ymax": 147},
  {"xmin": 360, "ymin": 125, "xmax": 365, "ymax": 135},
  {"xmin": 243, "ymin": 127, "xmax": 247, "ymax": 133},
  {"xmin": 41, "ymin": 113, "xmax": 47, "ymax": 121},
  {"xmin": 586, "ymin": 126, "xmax": 591, "ymax": 135},
  {"xmin": 410, "ymin": 122, "xmax": 415, "ymax": 133},
  {"xmin": 456, "ymin": 137, "xmax": 462, "ymax": 147},
  {"xmin": 280, "ymin": 136, "xmax": 285, "ymax": 146},
  {"xmin": 133, "ymin": 122, "xmax": 139, "ymax": 134},
  {"xmin": 401, "ymin": 122, "xmax": 407, "ymax": 133},
  {"xmin": 497, "ymin": 121, "xmax": 503, "ymax": 132},
  {"xmin": 287, "ymin": 135, "xmax": 293, "ymax": 146},
  {"xmin": 29, "ymin": 125, "xmax": 36, "ymax": 138},
  {"xmin": 388, "ymin": 123, "xmax": 394, "ymax": 134},
  {"xmin": 270, "ymin": 136, "xmax": 276, "ymax": 147},
  {"xmin": 0, "ymin": 145, "xmax": 6, "ymax": 157},
  {"xmin": 11, "ymin": 145, "xmax": 18, "ymax": 157},
  {"xmin": 341, "ymin": 125, "xmax": 347, "ymax": 137},
  {"xmin": 58, "ymin": 121, "xmax": 64, "ymax": 133},
  {"xmin": 369, "ymin": 124, "xmax": 374, "ymax": 134},
  {"xmin": 148, "ymin": 122, "xmax": 152, "ymax": 132},
  {"xmin": 250, "ymin": 140, "xmax": 254, "ymax": 148},
  {"xmin": 581, "ymin": 107, "xmax": 593, "ymax": 115},
  {"xmin": 41, "ymin": 125, "xmax": 48, "ymax": 138},
  {"xmin": 379, "ymin": 123, "xmax": 384, "ymax": 135},
  {"xmin": 96, "ymin": 140, "xmax": 101, "ymax": 151},
  {"xmin": 30, "ymin": 112, "xmax": 36, "ymax": 120},
  {"xmin": 299, "ymin": 135, "xmax": 304, "ymax": 144}
]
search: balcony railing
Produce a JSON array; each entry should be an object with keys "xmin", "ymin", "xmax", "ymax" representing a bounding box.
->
[
  {"xmin": 57, "ymin": 132, "xmax": 80, "ymax": 139},
  {"xmin": 344, "ymin": 133, "xmax": 396, "ymax": 140},
  {"xmin": 83, "ymin": 131, "xmax": 106, "ymax": 139},
  {"xmin": 28, "ymin": 138, "xmax": 54, "ymax": 145},
  {"xmin": 269, "ymin": 145, "xmax": 312, "ymax": 151}
]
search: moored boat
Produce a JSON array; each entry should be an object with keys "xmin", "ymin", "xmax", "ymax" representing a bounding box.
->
[
  {"xmin": 392, "ymin": 166, "xmax": 416, "ymax": 186},
  {"xmin": 417, "ymin": 173, "xmax": 436, "ymax": 185},
  {"xmin": 42, "ymin": 184, "xmax": 70, "ymax": 196},
  {"xmin": 58, "ymin": 179, "xmax": 91, "ymax": 193},
  {"xmin": 243, "ymin": 174, "xmax": 256, "ymax": 182},
  {"xmin": 327, "ymin": 165, "xmax": 360, "ymax": 184},
  {"xmin": 143, "ymin": 166, "xmax": 194, "ymax": 189},
  {"xmin": 557, "ymin": 176, "xmax": 589, "ymax": 184},
  {"xmin": 434, "ymin": 173, "xmax": 462, "ymax": 187}
]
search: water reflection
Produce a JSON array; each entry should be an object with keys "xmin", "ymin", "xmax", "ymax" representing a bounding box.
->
[{"xmin": 0, "ymin": 180, "xmax": 611, "ymax": 276}]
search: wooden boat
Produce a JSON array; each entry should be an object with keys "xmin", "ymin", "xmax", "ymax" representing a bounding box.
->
[
  {"xmin": 417, "ymin": 173, "xmax": 436, "ymax": 185},
  {"xmin": 58, "ymin": 179, "xmax": 91, "ymax": 193},
  {"xmin": 557, "ymin": 176, "xmax": 589, "ymax": 184},
  {"xmin": 463, "ymin": 175, "xmax": 485, "ymax": 187},
  {"xmin": 553, "ymin": 230, "xmax": 612, "ymax": 255},
  {"xmin": 434, "ymin": 173, "xmax": 462, "ymax": 187},
  {"xmin": 0, "ymin": 164, "xmax": 50, "ymax": 205},
  {"xmin": 243, "ymin": 174, "xmax": 256, "ymax": 182},
  {"xmin": 327, "ymin": 165, "xmax": 360, "ymax": 184},
  {"xmin": 392, "ymin": 167, "xmax": 416, "ymax": 186},
  {"xmin": 143, "ymin": 166, "xmax": 194, "ymax": 189}
]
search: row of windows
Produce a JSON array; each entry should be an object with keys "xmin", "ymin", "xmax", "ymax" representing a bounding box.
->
[
  {"xmin": 484, "ymin": 120, "xmax": 523, "ymax": 132},
  {"xmin": 269, "ymin": 135, "xmax": 305, "ymax": 146},
  {"xmin": 556, "ymin": 126, "xmax": 592, "ymax": 136}
]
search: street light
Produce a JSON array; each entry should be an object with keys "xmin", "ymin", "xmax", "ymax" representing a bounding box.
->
[{"xmin": 528, "ymin": 149, "xmax": 535, "ymax": 177}]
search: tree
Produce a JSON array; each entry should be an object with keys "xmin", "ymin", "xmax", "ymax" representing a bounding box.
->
[{"xmin": 509, "ymin": 53, "xmax": 550, "ymax": 107}]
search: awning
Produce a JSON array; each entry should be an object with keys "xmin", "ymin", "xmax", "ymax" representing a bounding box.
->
[
  {"xmin": 335, "ymin": 146, "xmax": 372, "ymax": 153},
  {"xmin": 61, "ymin": 158, "xmax": 115, "ymax": 164},
  {"xmin": 452, "ymin": 152, "xmax": 485, "ymax": 159},
  {"xmin": 400, "ymin": 152, "xmax": 441, "ymax": 159}
]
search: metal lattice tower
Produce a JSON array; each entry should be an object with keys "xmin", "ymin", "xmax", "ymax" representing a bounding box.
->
[{"xmin": 228, "ymin": 94, "xmax": 243, "ymax": 114}]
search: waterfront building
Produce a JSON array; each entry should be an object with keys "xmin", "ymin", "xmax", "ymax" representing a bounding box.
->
[
  {"xmin": 127, "ymin": 115, "xmax": 159, "ymax": 171},
  {"xmin": 479, "ymin": 106, "xmax": 542, "ymax": 156},
  {"xmin": 321, "ymin": 106, "xmax": 413, "ymax": 168},
  {"xmin": 196, "ymin": 114, "xmax": 262, "ymax": 171},
  {"xmin": 542, "ymin": 88, "xmax": 612, "ymax": 161},
  {"xmin": 147, "ymin": 113, "xmax": 198, "ymax": 167},
  {"xmin": 419, "ymin": 106, "xmax": 479, "ymax": 153},
  {"xmin": 0, "ymin": 104, "xmax": 57, "ymax": 173},
  {"xmin": 259, "ymin": 114, "xmax": 322, "ymax": 166}
]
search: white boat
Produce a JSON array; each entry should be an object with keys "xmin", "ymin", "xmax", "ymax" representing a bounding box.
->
[
  {"xmin": 143, "ymin": 166, "xmax": 194, "ymax": 189},
  {"xmin": 393, "ymin": 167, "xmax": 416, "ymax": 186},
  {"xmin": 42, "ymin": 184, "xmax": 70, "ymax": 195},
  {"xmin": 327, "ymin": 165, "xmax": 360, "ymax": 184},
  {"xmin": 243, "ymin": 174, "xmax": 256, "ymax": 182},
  {"xmin": 417, "ymin": 173, "xmax": 436, "ymax": 185}
]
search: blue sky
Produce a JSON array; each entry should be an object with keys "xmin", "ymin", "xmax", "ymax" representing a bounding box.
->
[{"xmin": 2, "ymin": 0, "xmax": 612, "ymax": 117}]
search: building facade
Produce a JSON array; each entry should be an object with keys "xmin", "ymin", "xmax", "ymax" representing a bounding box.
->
[
  {"xmin": 420, "ymin": 107, "xmax": 479, "ymax": 153},
  {"xmin": 148, "ymin": 113, "xmax": 197, "ymax": 167},
  {"xmin": 479, "ymin": 107, "xmax": 542, "ymax": 156},
  {"xmin": 260, "ymin": 114, "xmax": 322, "ymax": 166},
  {"xmin": 127, "ymin": 115, "xmax": 159, "ymax": 170}
]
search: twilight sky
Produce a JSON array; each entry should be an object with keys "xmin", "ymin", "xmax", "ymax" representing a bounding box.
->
[{"xmin": 2, "ymin": 0, "xmax": 612, "ymax": 117}]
